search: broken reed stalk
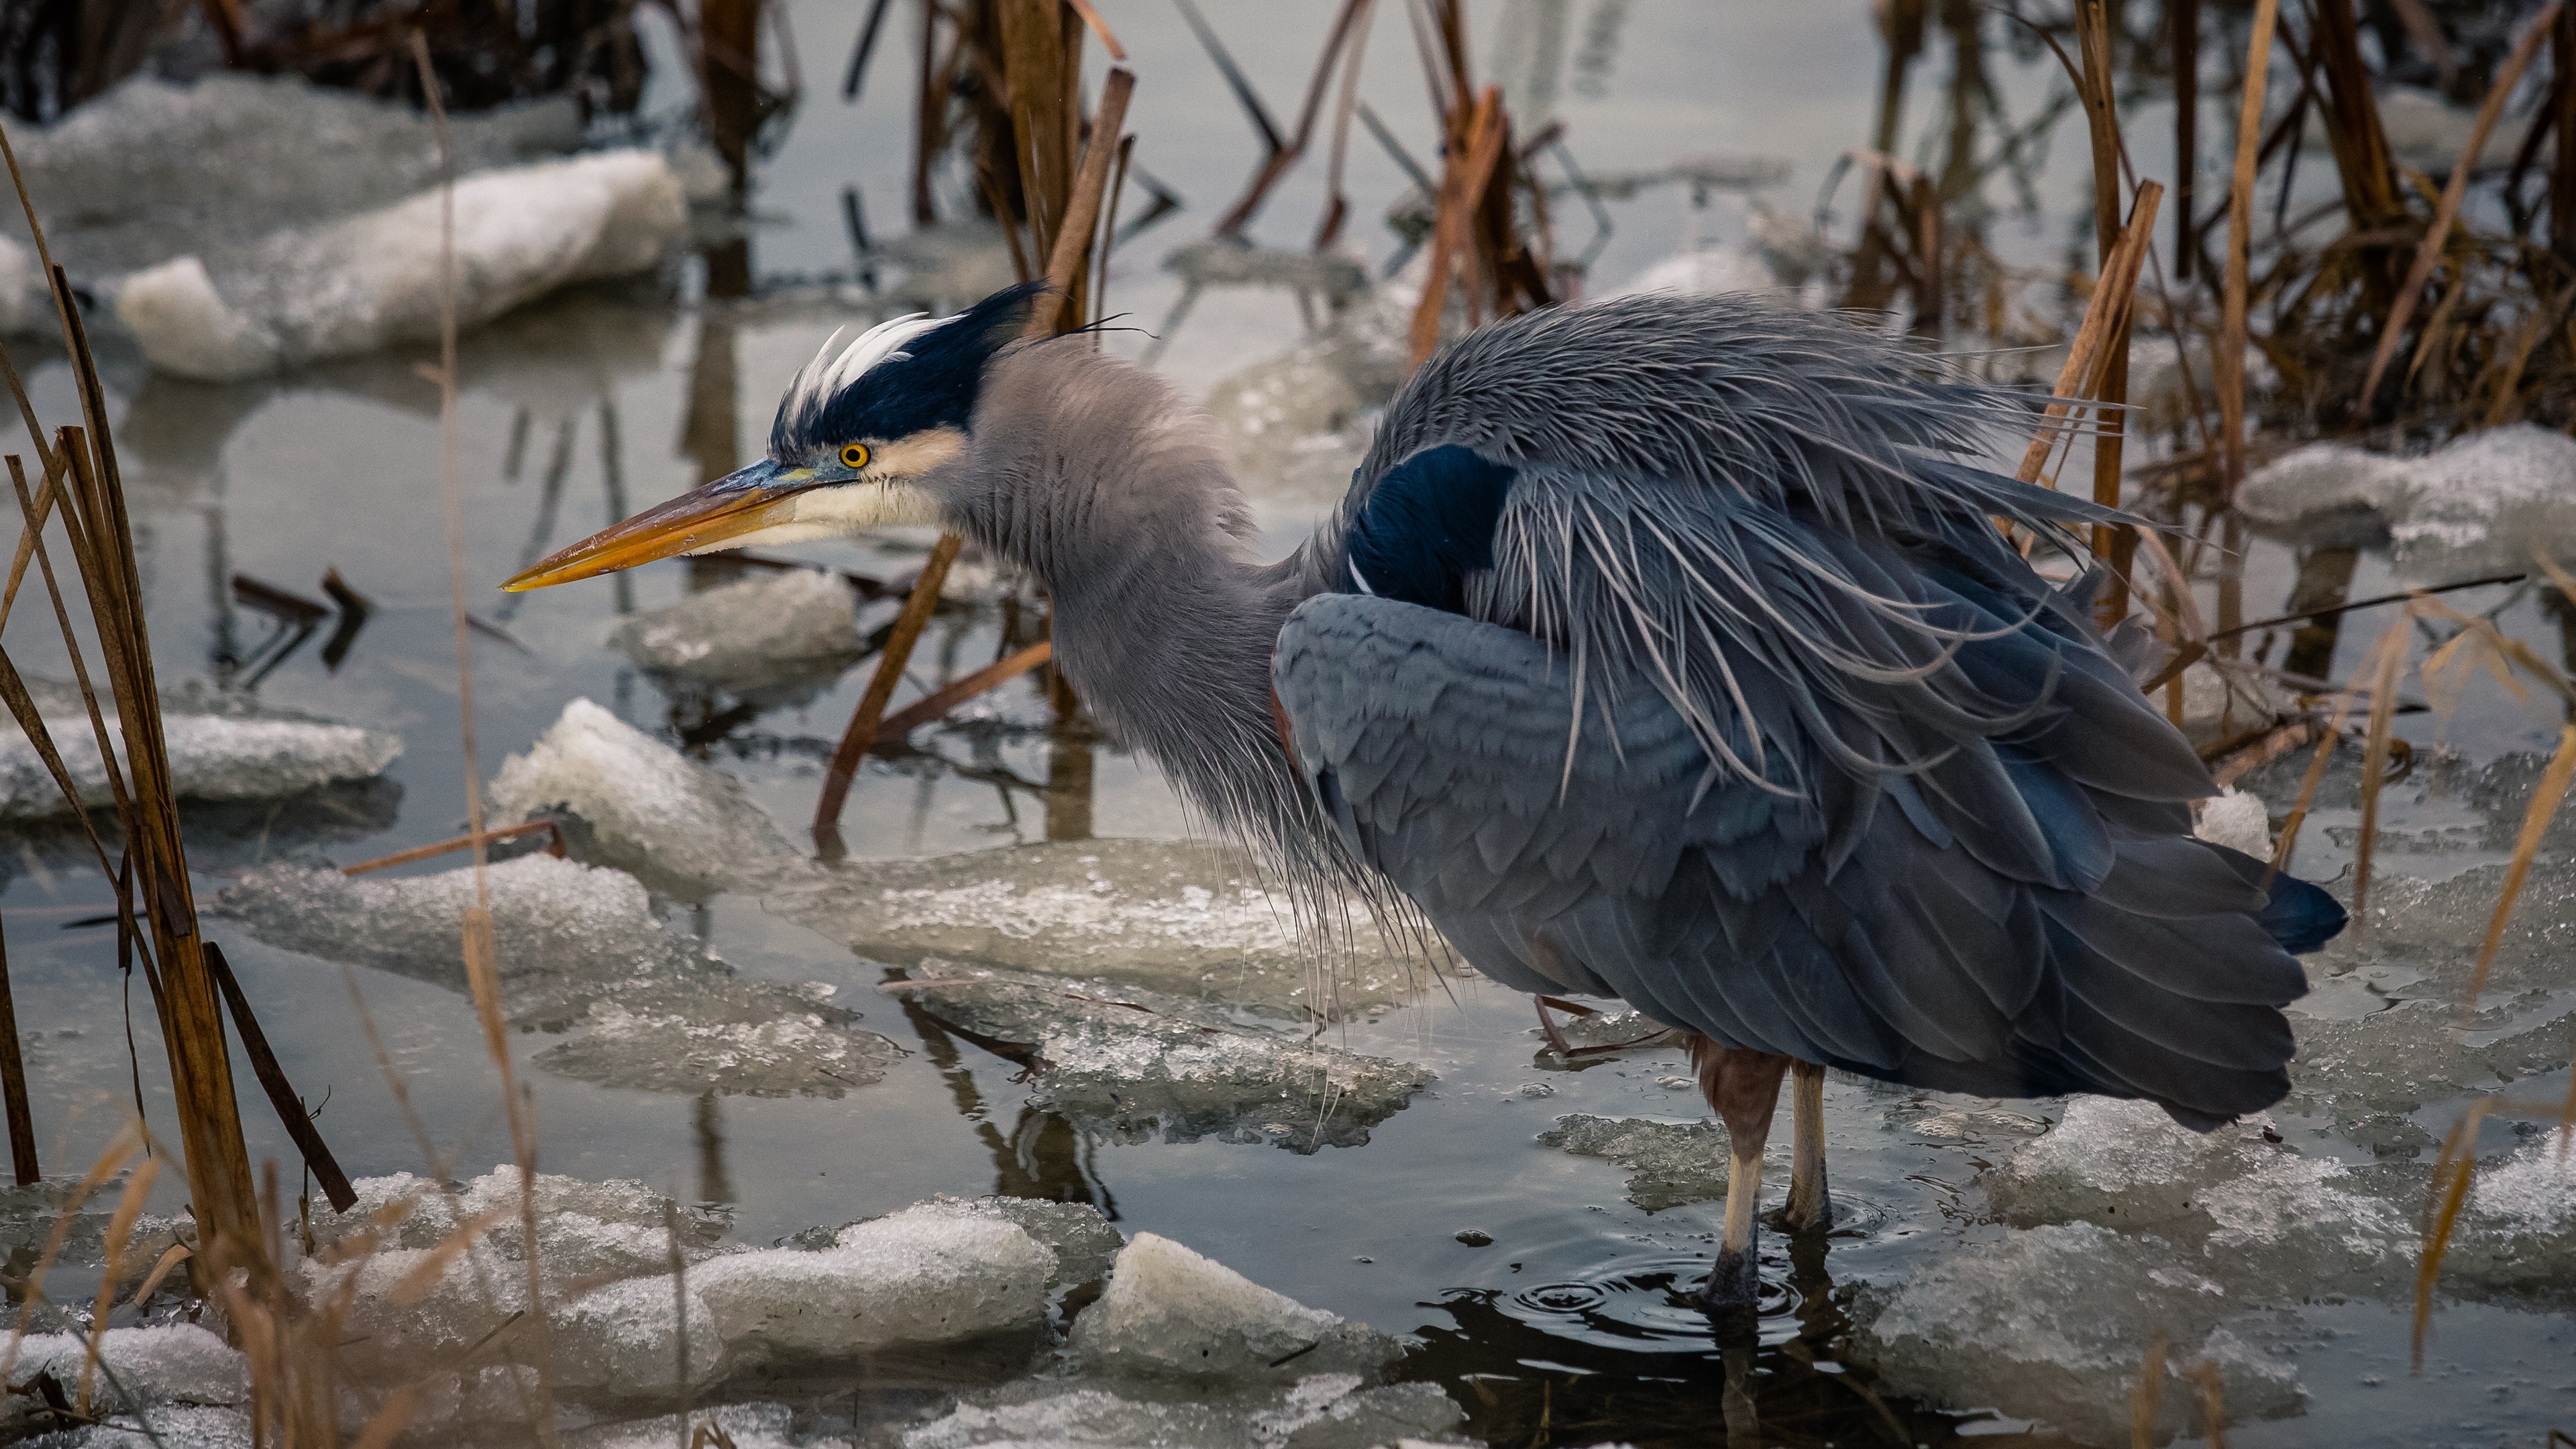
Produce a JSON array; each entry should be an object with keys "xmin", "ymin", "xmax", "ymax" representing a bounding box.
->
[
  {"xmin": 2173, "ymin": 0, "xmax": 2197, "ymax": 280},
  {"xmin": 816, "ymin": 21, "xmax": 1132, "ymax": 839},
  {"xmin": 1204, "ymin": 0, "xmax": 1371, "ymax": 239},
  {"xmin": 0, "ymin": 918, "xmax": 35, "ymax": 1185},
  {"xmin": 2012, "ymin": 181, "xmax": 2161, "ymax": 486},
  {"xmin": 814, "ymin": 529, "xmax": 965, "ymax": 835},
  {"xmin": 411, "ymin": 31, "xmax": 555, "ymax": 1444},
  {"xmin": 2218, "ymin": 0, "xmax": 2277, "ymax": 494},
  {"xmin": 2076, "ymin": 0, "xmax": 2131, "ymax": 621},
  {"xmin": 2360, "ymin": 2, "xmax": 2563, "ymax": 408},
  {"xmin": 0, "ymin": 111, "xmax": 264, "ymax": 1253},
  {"xmin": 1408, "ymin": 85, "xmax": 1509, "ymax": 370}
]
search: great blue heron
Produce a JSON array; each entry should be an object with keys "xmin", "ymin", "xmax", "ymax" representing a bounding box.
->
[{"xmin": 506, "ymin": 282, "xmax": 2344, "ymax": 1305}]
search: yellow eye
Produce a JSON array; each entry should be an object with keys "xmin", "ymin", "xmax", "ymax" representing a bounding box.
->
[{"xmin": 839, "ymin": 443, "xmax": 870, "ymax": 470}]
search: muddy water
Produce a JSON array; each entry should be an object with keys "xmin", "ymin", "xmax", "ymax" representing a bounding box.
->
[{"xmin": 0, "ymin": 3, "xmax": 2571, "ymax": 1446}]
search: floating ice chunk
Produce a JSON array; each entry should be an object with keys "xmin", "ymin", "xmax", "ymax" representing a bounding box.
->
[
  {"xmin": 1539, "ymin": 1114, "xmax": 1729, "ymax": 1212},
  {"xmin": 5, "ymin": 74, "xmax": 579, "ymax": 278},
  {"xmin": 487, "ymin": 698, "xmax": 799, "ymax": 900},
  {"xmin": 118, "ymin": 151, "xmax": 686, "ymax": 380},
  {"xmin": 0, "ymin": 1327, "xmax": 249, "ymax": 1428},
  {"xmin": 2176, "ymin": 661, "xmax": 2279, "ymax": 748},
  {"xmin": 1606, "ymin": 244, "xmax": 1776, "ymax": 299},
  {"xmin": 800, "ymin": 1194, "xmax": 1124, "ymax": 1290},
  {"xmin": 1988, "ymin": 1099, "xmax": 2408, "ymax": 1290},
  {"xmin": 2194, "ymin": 787, "xmax": 2272, "ymax": 859},
  {"xmin": 905, "ymin": 1375, "xmax": 1463, "ymax": 1449},
  {"xmin": 217, "ymin": 856, "xmax": 896, "ymax": 1095},
  {"xmin": 309, "ymin": 1166, "xmax": 731, "ymax": 1275},
  {"xmin": 1067, "ymin": 1232, "xmax": 1396, "ymax": 1382},
  {"xmin": 1853, "ymin": 1222, "xmax": 2306, "ymax": 1442},
  {"xmin": 2235, "ymin": 441, "xmax": 2421, "ymax": 545},
  {"xmin": 690, "ymin": 1208, "xmax": 1054, "ymax": 1360},
  {"xmin": 570, "ymin": 1401, "xmax": 847, "ymax": 1449},
  {"xmin": 553, "ymin": 1272, "xmax": 724, "ymax": 1399},
  {"xmin": 892, "ymin": 963, "xmax": 1430, "ymax": 1149},
  {"xmin": 772, "ymin": 839, "xmax": 1425, "ymax": 1024},
  {"xmin": 608, "ymin": 569, "xmax": 861, "ymax": 685},
  {"xmin": 0, "ymin": 693, "xmax": 400, "ymax": 820},
  {"xmin": 19, "ymin": 1405, "xmax": 256, "ymax": 1448},
  {"xmin": 2300, "ymin": 85, "xmax": 2522, "ymax": 171},
  {"xmin": 1034, "ymin": 1016, "xmax": 1433, "ymax": 1152},
  {"xmin": 2237, "ymin": 425, "xmax": 2576, "ymax": 579}
]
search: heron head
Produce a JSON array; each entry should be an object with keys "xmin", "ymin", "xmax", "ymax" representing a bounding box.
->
[{"xmin": 502, "ymin": 283, "xmax": 1040, "ymax": 592}]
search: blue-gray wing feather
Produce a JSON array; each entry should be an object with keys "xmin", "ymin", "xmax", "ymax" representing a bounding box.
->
[{"xmin": 1275, "ymin": 592, "xmax": 2310, "ymax": 1126}]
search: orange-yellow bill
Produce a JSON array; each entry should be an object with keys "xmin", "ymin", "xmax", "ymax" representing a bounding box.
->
[{"xmin": 502, "ymin": 460, "xmax": 808, "ymax": 592}]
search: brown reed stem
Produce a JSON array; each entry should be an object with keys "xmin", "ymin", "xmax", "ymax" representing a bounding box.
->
[
  {"xmin": 2219, "ymin": 0, "xmax": 2279, "ymax": 494},
  {"xmin": 0, "ymin": 916, "xmax": 36, "ymax": 1186}
]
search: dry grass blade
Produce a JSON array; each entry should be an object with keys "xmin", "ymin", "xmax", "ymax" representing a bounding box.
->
[
  {"xmin": 75, "ymin": 1155, "xmax": 161, "ymax": 1415},
  {"xmin": 388, "ymin": 1203, "xmax": 515, "ymax": 1305},
  {"xmin": 2127, "ymin": 1330, "xmax": 2167, "ymax": 1448},
  {"xmin": 2414, "ymin": 1095, "xmax": 2496, "ymax": 1371},
  {"xmin": 2351, "ymin": 605, "xmax": 2412, "ymax": 934},
  {"xmin": 2269, "ymin": 631, "xmax": 2381, "ymax": 883},
  {"xmin": 409, "ymin": 32, "xmax": 558, "ymax": 1442},
  {"xmin": 347, "ymin": 1385, "xmax": 423, "ymax": 1449},
  {"xmin": 120, "ymin": 1242, "xmax": 192, "ymax": 1314},
  {"xmin": 2218, "ymin": 0, "xmax": 2279, "ymax": 493},
  {"xmin": 2361, "ymin": 2, "xmax": 2563, "ymax": 407},
  {"xmin": 2183, "ymin": 1359, "xmax": 2229, "ymax": 1447},
  {"xmin": 2, "ymin": 1124, "xmax": 138, "ymax": 1379},
  {"xmin": 2461, "ymin": 723, "xmax": 2576, "ymax": 1025}
]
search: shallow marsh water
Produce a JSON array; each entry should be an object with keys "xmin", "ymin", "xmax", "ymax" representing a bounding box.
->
[{"xmin": 0, "ymin": 2, "xmax": 2573, "ymax": 1445}]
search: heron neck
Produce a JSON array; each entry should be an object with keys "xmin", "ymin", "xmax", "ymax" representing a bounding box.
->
[{"xmin": 953, "ymin": 342, "xmax": 1303, "ymax": 844}]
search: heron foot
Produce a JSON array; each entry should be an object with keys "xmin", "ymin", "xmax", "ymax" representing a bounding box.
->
[{"xmin": 1699, "ymin": 1241, "xmax": 1762, "ymax": 1307}]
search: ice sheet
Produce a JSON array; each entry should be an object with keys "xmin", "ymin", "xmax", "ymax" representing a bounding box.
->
[
  {"xmin": 1034, "ymin": 1016, "xmax": 1434, "ymax": 1152},
  {"xmin": 688, "ymin": 1208, "xmax": 1055, "ymax": 1359},
  {"xmin": 1067, "ymin": 1233, "xmax": 1398, "ymax": 1383},
  {"xmin": 2235, "ymin": 424, "xmax": 2576, "ymax": 579},
  {"xmin": 119, "ymin": 151, "xmax": 686, "ymax": 380},
  {"xmin": 607, "ymin": 568, "xmax": 863, "ymax": 686},
  {"xmin": 903, "ymin": 1375, "xmax": 1464, "ymax": 1449},
  {"xmin": 486, "ymin": 698, "xmax": 800, "ymax": 900},
  {"xmin": 772, "ymin": 839, "xmax": 1424, "ymax": 1024},
  {"xmin": 0, "ymin": 691, "xmax": 400, "ymax": 820},
  {"xmin": 0, "ymin": 1327, "xmax": 249, "ymax": 1430},
  {"xmin": 1538, "ymin": 1114, "xmax": 1732, "ymax": 1212},
  {"xmin": 1852, "ymin": 1222, "xmax": 2307, "ymax": 1442},
  {"xmin": 217, "ymin": 855, "xmax": 897, "ymax": 1095}
]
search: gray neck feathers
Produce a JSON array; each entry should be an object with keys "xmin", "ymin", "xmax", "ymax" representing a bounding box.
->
[{"xmin": 945, "ymin": 341, "xmax": 1316, "ymax": 871}]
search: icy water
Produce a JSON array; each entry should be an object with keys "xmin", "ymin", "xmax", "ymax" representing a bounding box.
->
[{"xmin": 1, "ymin": 3, "xmax": 2573, "ymax": 1446}]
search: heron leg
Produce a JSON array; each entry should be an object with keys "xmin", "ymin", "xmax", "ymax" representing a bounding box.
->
[
  {"xmin": 1784, "ymin": 1060, "xmax": 1831, "ymax": 1231},
  {"xmin": 1687, "ymin": 1035, "xmax": 1789, "ymax": 1307}
]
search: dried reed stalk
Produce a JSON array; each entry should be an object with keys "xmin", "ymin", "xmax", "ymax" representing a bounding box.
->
[
  {"xmin": 0, "ymin": 916, "xmax": 36, "ymax": 1185},
  {"xmin": 2013, "ymin": 182, "xmax": 2161, "ymax": 487},
  {"xmin": 2361, "ymin": 3, "xmax": 2563, "ymax": 407},
  {"xmin": 815, "ymin": 530, "xmax": 965, "ymax": 834},
  {"xmin": 818, "ymin": 24, "xmax": 1132, "ymax": 838},
  {"xmin": 2218, "ymin": 0, "xmax": 2279, "ymax": 493},
  {"xmin": 1408, "ymin": 85, "xmax": 1507, "ymax": 370},
  {"xmin": 0, "ymin": 111, "xmax": 262, "ymax": 1251},
  {"xmin": 410, "ymin": 32, "xmax": 558, "ymax": 1442}
]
